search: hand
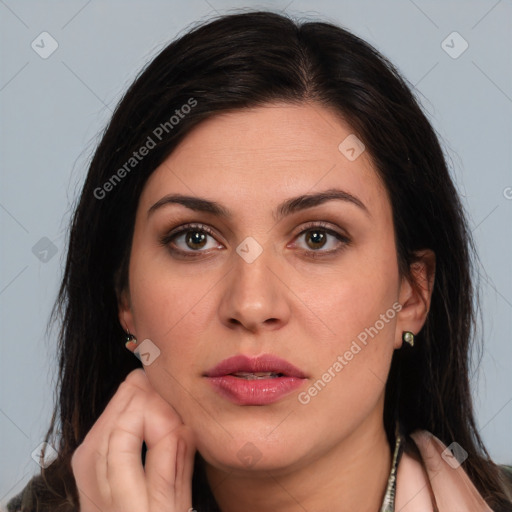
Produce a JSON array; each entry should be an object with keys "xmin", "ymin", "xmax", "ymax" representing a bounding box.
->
[{"xmin": 71, "ymin": 368, "xmax": 195, "ymax": 512}]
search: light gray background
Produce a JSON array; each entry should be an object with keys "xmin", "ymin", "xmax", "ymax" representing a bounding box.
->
[{"xmin": 1, "ymin": 0, "xmax": 511, "ymax": 504}]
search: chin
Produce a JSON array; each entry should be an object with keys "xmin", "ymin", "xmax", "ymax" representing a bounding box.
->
[
  {"xmin": 199, "ymin": 445, "xmax": 300, "ymax": 475},
  {"xmin": 193, "ymin": 425, "xmax": 310, "ymax": 475}
]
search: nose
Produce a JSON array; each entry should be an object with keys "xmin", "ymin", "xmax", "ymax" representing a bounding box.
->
[{"xmin": 218, "ymin": 241, "xmax": 291, "ymax": 333}]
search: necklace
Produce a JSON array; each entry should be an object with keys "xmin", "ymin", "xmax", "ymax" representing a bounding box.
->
[{"xmin": 379, "ymin": 432, "xmax": 404, "ymax": 512}]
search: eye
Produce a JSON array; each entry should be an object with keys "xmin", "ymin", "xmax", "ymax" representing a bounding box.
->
[
  {"xmin": 291, "ymin": 222, "xmax": 351, "ymax": 257},
  {"xmin": 159, "ymin": 223, "xmax": 224, "ymax": 257},
  {"xmin": 160, "ymin": 221, "xmax": 351, "ymax": 260}
]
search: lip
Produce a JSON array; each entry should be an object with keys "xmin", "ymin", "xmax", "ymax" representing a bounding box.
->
[
  {"xmin": 205, "ymin": 354, "xmax": 307, "ymax": 379},
  {"xmin": 204, "ymin": 354, "xmax": 307, "ymax": 406}
]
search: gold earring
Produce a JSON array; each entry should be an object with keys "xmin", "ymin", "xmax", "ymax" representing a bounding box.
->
[{"xmin": 402, "ymin": 331, "xmax": 415, "ymax": 347}]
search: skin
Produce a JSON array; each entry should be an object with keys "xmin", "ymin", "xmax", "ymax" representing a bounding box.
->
[{"xmin": 72, "ymin": 102, "xmax": 435, "ymax": 512}]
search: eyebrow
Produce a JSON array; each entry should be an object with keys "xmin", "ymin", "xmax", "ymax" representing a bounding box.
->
[{"xmin": 147, "ymin": 188, "xmax": 371, "ymax": 221}]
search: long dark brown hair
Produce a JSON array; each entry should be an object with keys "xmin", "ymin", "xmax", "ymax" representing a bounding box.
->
[{"xmin": 19, "ymin": 10, "xmax": 512, "ymax": 511}]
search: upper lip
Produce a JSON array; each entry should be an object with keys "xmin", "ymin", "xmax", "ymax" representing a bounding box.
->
[{"xmin": 204, "ymin": 354, "xmax": 307, "ymax": 378}]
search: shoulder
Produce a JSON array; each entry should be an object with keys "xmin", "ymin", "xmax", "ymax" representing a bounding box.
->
[
  {"xmin": 500, "ymin": 465, "xmax": 512, "ymax": 497},
  {"xmin": 6, "ymin": 476, "xmax": 39, "ymax": 512},
  {"xmin": 6, "ymin": 476, "xmax": 36, "ymax": 512},
  {"xmin": 501, "ymin": 465, "xmax": 512, "ymax": 479},
  {"xmin": 406, "ymin": 430, "xmax": 512, "ymax": 510},
  {"xmin": 5, "ymin": 472, "xmax": 77, "ymax": 512}
]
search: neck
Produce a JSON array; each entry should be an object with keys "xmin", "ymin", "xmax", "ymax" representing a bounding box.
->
[{"xmin": 204, "ymin": 411, "xmax": 392, "ymax": 512}]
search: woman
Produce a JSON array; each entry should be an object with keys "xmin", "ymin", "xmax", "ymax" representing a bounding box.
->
[{"xmin": 7, "ymin": 10, "xmax": 512, "ymax": 512}]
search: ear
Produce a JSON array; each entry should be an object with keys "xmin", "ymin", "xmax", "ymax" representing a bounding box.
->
[
  {"xmin": 117, "ymin": 286, "xmax": 136, "ymax": 340},
  {"xmin": 394, "ymin": 249, "xmax": 436, "ymax": 349}
]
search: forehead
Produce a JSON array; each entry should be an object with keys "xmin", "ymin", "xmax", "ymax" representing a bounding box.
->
[{"xmin": 139, "ymin": 102, "xmax": 390, "ymax": 219}]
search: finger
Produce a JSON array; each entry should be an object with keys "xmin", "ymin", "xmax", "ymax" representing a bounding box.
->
[
  {"xmin": 173, "ymin": 426, "xmax": 196, "ymax": 510},
  {"xmin": 71, "ymin": 446, "xmax": 108, "ymax": 512},
  {"xmin": 79, "ymin": 369, "xmax": 148, "ymax": 468},
  {"xmin": 74, "ymin": 369, "xmax": 149, "ymax": 504},
  {"xmin": 106, "ymin": 413, "xmax": 148, "ymax": 511},
  {"xmin": 72, "ymin": 444, "xmax": 112, "ymax": 510},
  {"xmin": 140, "ymin": 379, "xmax": 193, "ymax": 511},
  {"xmin": 73, "ymin": 369, "xmax": 157, "ymax": 510},
  {"xmin": 107, "ymin": 370, "xmax": 184, "ymax": 511},
  {"xmin": 145, "ymin": 426, "xmax": 195, "ymax": 511}
]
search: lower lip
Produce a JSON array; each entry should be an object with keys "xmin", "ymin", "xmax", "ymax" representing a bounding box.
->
[{"xmin": 206, "ymin": 375, "xmax": 305, "ymax": 405}]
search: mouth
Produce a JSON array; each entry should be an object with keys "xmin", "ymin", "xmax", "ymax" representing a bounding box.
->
[
  {"xmin": 204, "ymin": 354, "xmax": 307, "ymax": 405},
  {"xmin": 204, "ymin": 354, "xmax": 307, "ymax": 379}
]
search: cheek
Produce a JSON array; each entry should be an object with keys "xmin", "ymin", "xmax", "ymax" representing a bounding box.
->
[
  {"xmin": 316, "ymin": 290, "xmax": 397, "ymax": 385},
  {"xmin": 298, "ymin": 241, "xmax": 399, "ymax": 349},
  {"xmin": 129, "ymin": 236, "xmax": 214, "ymax": 337},
  {"xmin": 128, "ymin": 252, "xmax": 222, "ymax": 398},
  {"xmin": 299, "ymin": 250, "xmax": 398, "ymax": 406},
  {"xmin": 130, "ymin": 276, "xmax": 210, "ymax": 421},
  {"xmin": 131, "ymin": 274, "xmax": 210, "ymax": 360},
  {"xmin": 297, "ymin": 291, "xmax": 397, "ymax": 433}
]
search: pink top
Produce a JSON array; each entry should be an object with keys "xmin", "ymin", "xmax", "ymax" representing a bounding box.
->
[{"xmin": 395, "ymin": 430, "xmax": 494, "ymax": 511}]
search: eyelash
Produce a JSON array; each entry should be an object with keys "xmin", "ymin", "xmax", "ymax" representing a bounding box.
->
[{"xmin": 159, "ymin": 221, "xmax": 351, "ymax": 260}]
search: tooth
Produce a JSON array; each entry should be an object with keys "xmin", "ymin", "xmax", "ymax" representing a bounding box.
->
[{"xmin": 232, "ymin": 372, "xmax": 280, "ymax": 379}]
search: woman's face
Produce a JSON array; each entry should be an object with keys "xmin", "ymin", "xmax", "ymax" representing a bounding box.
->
[{"xmin": 119, "ymin": 102, "xmax": 428, "ymax": 475}]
